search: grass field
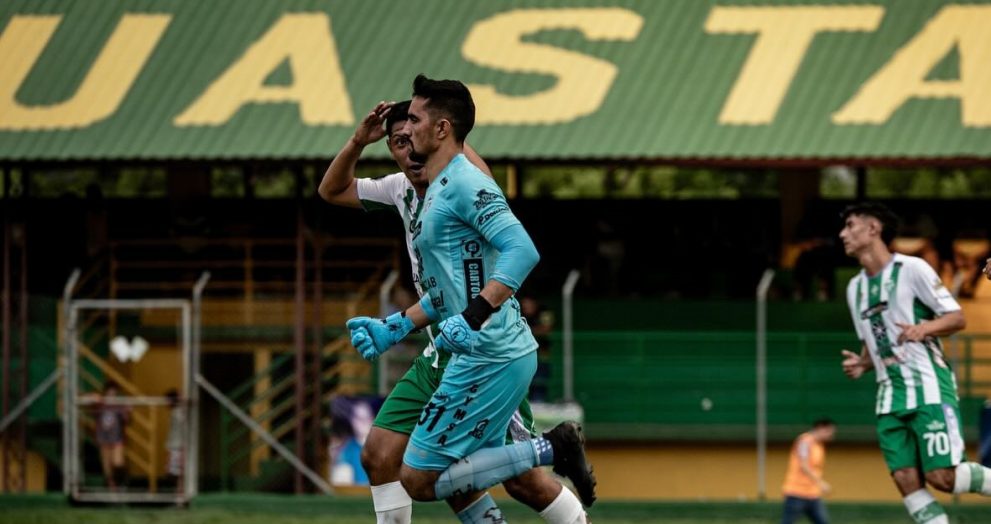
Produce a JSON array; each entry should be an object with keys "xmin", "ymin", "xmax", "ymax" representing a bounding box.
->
[{"xmin": 0, "ymin": 494, "xmax": 989, "ymax": 523}]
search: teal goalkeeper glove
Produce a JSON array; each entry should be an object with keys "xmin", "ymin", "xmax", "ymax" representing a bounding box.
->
[
  {"xmin": 346, "ymin": 312, "xmax": 414, "ymax": 360},
  {"xmin": 437, "ymin": 314, "xmax": 478, "ymax": 355},
  {"xmin": 437, "ymin": 295, "xmax": 497, "ymax": 356}
]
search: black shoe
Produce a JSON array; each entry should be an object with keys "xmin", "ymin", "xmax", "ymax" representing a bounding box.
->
[{"xmin": 543, "ymin": 421, "xmax": 597, "ymax": 507}]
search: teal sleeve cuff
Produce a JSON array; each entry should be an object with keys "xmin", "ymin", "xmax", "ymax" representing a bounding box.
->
[{"xmin": 419, "ymin": 293, "xmax": 439, "ymax": 322}]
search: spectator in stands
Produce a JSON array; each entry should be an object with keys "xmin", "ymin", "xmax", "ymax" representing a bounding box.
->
[
  {"xmin": 780, "ymin": 419, "xmax": 836, "ymax": 524},
  {"xmin": 949, "ymin": 238, "xmax": 989, "ymax": 298},
  {"xmin": 84, "ymin": 183, "xmax": 108, "ymax": 259},
  {"xmin": 591, "ymin": 219, "xmax": 625, "ymax": 297},
  {"xmin": 791, "ymin": 239, "xmax": 836, "ymax": 302},
  {"xmin": 521, "ymin": 296, "xmax": 553, "ymax": 402},
  {"xmin": 164, "ymin": 389, "xmax": 185, "ymax": 499},
  {"xmin": 91, "ymin": 381, "xmax": 130, "ymax": 490}
]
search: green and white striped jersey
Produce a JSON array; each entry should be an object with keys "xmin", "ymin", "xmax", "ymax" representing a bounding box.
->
[
  {"xmin": 845, "ymin": 253, "xmax": 961, "ymax": 415},
  {"xmin": 356, "ymin": 173, "xmax": 441, "ymax": 366},
  {"xmin": 357, "ymin": 173, "xmax": 423, "ymax": 290}
]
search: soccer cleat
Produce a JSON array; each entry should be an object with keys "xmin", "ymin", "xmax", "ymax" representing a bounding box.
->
[{"xmin": 543, "ymin": 421, "xmax": 597, "ymax": 507}]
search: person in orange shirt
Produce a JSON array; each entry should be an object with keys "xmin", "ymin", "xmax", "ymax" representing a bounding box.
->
[{"xmin": 781, "ymin": 419, "xmax": 836, "ymax": 524}]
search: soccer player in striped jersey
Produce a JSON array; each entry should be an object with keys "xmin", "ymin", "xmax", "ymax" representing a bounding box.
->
[
  {"xmin": 839, "ymin": 202, "xmax": 991, "ymax": 524},
  {"xmin": 320, "ymin": 100, "xmax": 588, "ymax": 524},
  {"xmin": 346, "ymin": 75, "xmax": 595, "ymax": 522}
]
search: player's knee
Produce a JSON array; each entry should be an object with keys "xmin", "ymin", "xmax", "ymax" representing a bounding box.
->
[
  {"xmin": 503, "ymin": 469, "xmax": 558, "ymax": 510},
  {"xmin": 892, "ymin": 468, "xmax": 924, "ymax": 494},
  {"xmin": 360, "ymin": 441, "xmax": 384, "ymax": 474},
  {"xmin": 360, "ymin": 429, "xmax": 405, "ymax": 481},
  {"xmin": 502, "ymin": 476, "xmax": 529, "ymax": 500},
  {"xmin": 925, "ymin": 468, "xmax": 956, "ymax": 493},
  {"xmin": 399, "ymin": 465, "xmax": 437, "ymax": 502}
]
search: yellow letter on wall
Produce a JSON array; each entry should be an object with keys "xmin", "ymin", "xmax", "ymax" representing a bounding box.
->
[
  {"xmin": 463, "ymin": 8, "xmax": 643, "ymax": 125},
  {"xmin": 705, "ymin": 6, "xmax": 883, "ymax": 125},
  {"xmin": 0, "ymin": 14, "xmax": 170, "ymax": 130},
  {"xmin": 833, "ymin": 6, "xmax": 991, "ymax": 127},
  {"xmin": 175, "ymin": 13, "xmax": 353, "ymax": 127}
]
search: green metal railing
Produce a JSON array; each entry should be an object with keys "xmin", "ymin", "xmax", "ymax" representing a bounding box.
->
[
  {"xmin": 217, "ymin": 337, "xmax": 370, "ymax": 490},
  {"xmin": 215, "ymin": 330, "xmax": 991, "ymax": 465},
  {"xmin": 546, "ymin": 331, "xmax": 991, "ymax": 441}
]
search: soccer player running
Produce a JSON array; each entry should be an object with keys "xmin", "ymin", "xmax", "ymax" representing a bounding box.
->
[
  {"xmin": 780, "ymin": 419, "xmax": 835, "ymax": 524},
  {"xmin": 321, "ymin": 99, "xmax": 590, "ymax": 524},
  {"xmin": 346, "ymin": 75, "xmax": 596, "ymax": 522},
  {"xmin": 839, "ymin": 202, "xmax": 991, "ymax": 524}
]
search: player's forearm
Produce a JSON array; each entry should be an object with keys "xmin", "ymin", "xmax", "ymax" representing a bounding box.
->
[
  {"xmin": 922, "ymin": 310, "xmax": 966, "ymax": 338},
  {"xmin": 479, "ymin": 281, "xmax": 516, "ymax": 310},
  {"xmin": 488, "ymin": 224, "xmax": 540, "ymax": 292},
  {"xmin": 403, "ymin": 301, "xmax": 435, "ymax": 330},
  {"xmin": 318, "ymin": 137, "xmax": 363, "ymax": 202}
]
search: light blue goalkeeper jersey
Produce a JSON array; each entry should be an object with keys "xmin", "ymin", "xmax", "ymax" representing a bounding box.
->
[{"xmin": 411, "ymin": 154, "xmax": 537, "ymax": 363}]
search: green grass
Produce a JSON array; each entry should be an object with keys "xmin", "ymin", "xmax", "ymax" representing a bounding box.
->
[{"xmin": 0, "ymin": 493, "xmax": 989, "ymax": 523}]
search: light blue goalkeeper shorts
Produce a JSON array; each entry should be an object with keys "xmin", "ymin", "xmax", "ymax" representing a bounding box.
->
[{"xmin": 403, "ymin": 351, "xmax": 537, "ymax": 470}]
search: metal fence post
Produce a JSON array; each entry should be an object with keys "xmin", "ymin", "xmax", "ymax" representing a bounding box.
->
[{"xmin": 756, "ymin": 269, "xmax": 775, "ymax": 501}]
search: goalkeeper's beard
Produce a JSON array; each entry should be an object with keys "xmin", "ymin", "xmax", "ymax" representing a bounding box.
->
[{"xmin": 408, "ymin": 145, "xmax": 428, "ymax": 164}]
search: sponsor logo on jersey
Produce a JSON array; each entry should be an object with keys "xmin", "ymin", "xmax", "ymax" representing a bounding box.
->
[
  {"xmin": 469, "ymin": 419, "xmax": 490, "ymax": 439},
  {"xmin": 413, "ymin": 247, "xmax": 424, "ymax": 281},
  {"xmin": 431, "ymin": 290, "xmax": 446, "ymax": 312},
  {"xmin": 860, "ymin": 301, "xmax": 888, "ymax": 319},
  {"xmin": 462, "ymin": 240, "xmax": 481, "ymax": 257},
  {"xmin": 926, "ymin": 420, "xmax": 946, "ymax": 432},
  {"xmin": 462, "ymin": 239, "xmax": 484, "ymax": 302},
  {"xmin": 409, "ymin": 218, "xmax": 422, "ymax": 239},
  {"xmin": 464, "ymin": 259, "xmax": 483, "ymax": 302},
  {"xmin": 473, "ymin": 189, "xmax": 499, "ymax": 210},
  {"xmin": 478, "ymin": 205, "xmax": 508, "ymax": 226}
]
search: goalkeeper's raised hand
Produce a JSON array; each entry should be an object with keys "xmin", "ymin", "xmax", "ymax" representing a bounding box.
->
[{"xmin": 346, "ymin": 312, "xmax": 414, "ymax": 360}]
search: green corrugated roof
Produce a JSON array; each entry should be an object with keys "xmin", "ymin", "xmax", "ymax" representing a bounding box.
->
[{"xmin": 2, "ymin": 0, "xmax": 991, "ymax": 161}]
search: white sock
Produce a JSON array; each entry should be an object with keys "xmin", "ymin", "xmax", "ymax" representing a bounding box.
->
[
  {"xmin": 371, "ymin": 481, "xmax": 412, "ymax": 524},
  {"xmin": 903, "ymin": 489, "xmax": 948, "ymax": 524},
  {"xmin": 539, "ymin": 486, "xmax": 586, "ymax": 524},
  {"xmin": 953, "ymin": 462, "xmax": 991, "ymax": 495}
]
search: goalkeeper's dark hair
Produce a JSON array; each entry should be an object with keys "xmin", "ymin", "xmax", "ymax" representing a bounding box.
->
[
  {"xmin": 812, "ymin": 418, "xmax": 835, "ymax": 428},
  {"xmin": 411, "ymin": 74, "xmax": 475, "ymax": 142},
  {"xmin": 385, "ymin": 100, "xmax": 411, "ymax": 136},
  {"xmin": 840, "ymin": 202, "xmax": 900, "ymax": 245}
]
